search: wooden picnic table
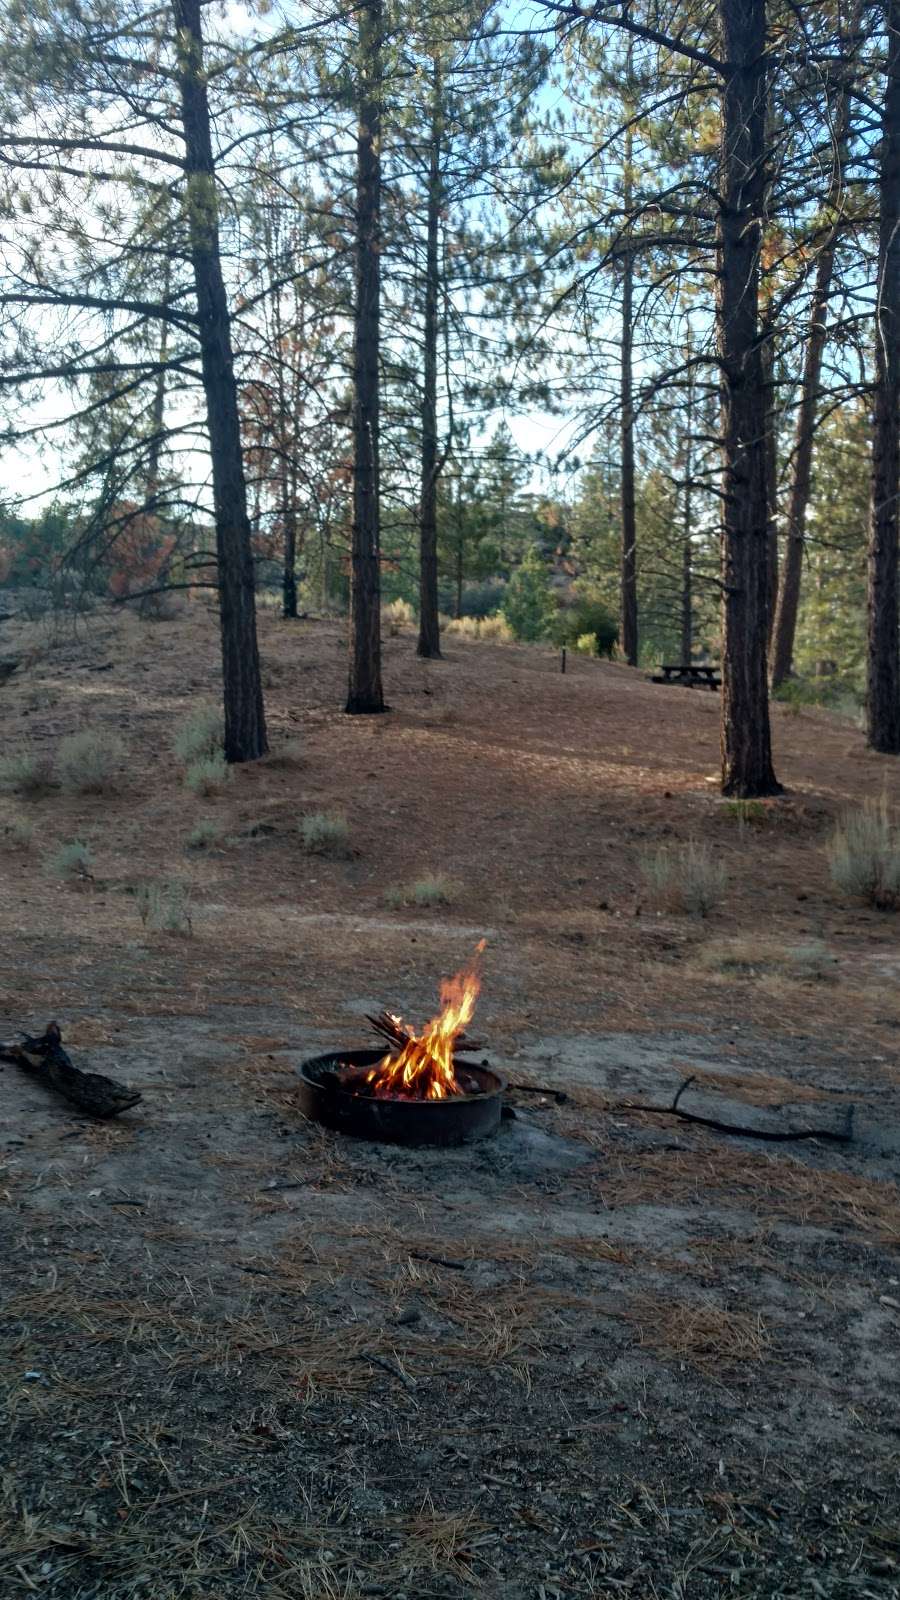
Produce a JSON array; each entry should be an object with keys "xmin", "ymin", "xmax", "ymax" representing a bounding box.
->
[{"xmin": 650, "ymin": 662, "xmax": 721, "ymax": 690}]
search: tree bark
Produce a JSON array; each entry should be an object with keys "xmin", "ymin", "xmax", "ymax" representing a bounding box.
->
[
  {"xmin": 282, "ymin": 501, "xmax": 298, "ymax": 618},
  {"xmin": 867, "ymin": 0, "xmax": 900, "ymax": 753},
  {"xmin": 620, "ymin": 127, "xmax": 638, "ymax": 666},
  {"xmin": 172, "ymin": 0, "xmax": 267, "ymax": 761},
  {"xmin": 418, "ymin": 56, "xmax": 443, "ymax": 660},
  {"xmin": 680, "ymin": 358, "xmax": 694, "ymax": 662},
  {"xmin": 770, "ymin": 89, "xmax": 850, "ymax": 689},
  {"xmin": 145, "ymin": 253, "xmax": 170, "ymax": 507},
  {"xmin": 717, "ymin": 0, "xmax": 781, "ymax": 796},
  {"xmin": 761, "ymin": 325, "xmax": 778, "ymax": 641},
  {"xmin": 346, "ymin": 0, "xmax": 386, "ymax": 714}
]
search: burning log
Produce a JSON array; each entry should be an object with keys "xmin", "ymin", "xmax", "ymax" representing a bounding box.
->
[
  {"xmin": 326, "ymin": 1060, "xmax": 487, "ymax": 1100},
  {"xmin": 365, "ymin": 1010, "xmax": 484, "ymax": 1057},
  {"xmin": 1, "ymin": 1022, "xmax": 142, "ymax": 1118},
  {"xmin": 361, "ymin": 941, "xmax": 487, "ymax": 1102}
]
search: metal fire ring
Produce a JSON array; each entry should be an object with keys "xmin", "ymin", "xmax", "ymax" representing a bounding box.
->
[{"xmin": 296, "ymin": 1050, "xmax": 506, "ymax": 1147}]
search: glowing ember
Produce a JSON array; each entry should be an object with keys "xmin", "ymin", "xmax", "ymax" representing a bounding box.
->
[{"xmin": 365, "ymin": 941, "xmax": 486, "ymax": 1101}]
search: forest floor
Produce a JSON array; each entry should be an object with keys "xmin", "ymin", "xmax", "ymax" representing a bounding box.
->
[{"xmin": 1, "ymin": 599, "xmax": 899, "ymax": 1599}]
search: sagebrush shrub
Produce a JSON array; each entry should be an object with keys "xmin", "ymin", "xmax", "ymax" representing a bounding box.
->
[
  {"xmin": 828, "ymin": 799, "xmax": 900, "ymax": 909},
  {"xmin": 640, "ymin": 840, "xmax": 726, "ymax": 917},
  {"xmin": 136, "ymin": 880, "xmax": 193, "ymax": 935},
  {"xmin": 0, "ymin": 750, "xmax": 53, "ymax": 795},
  {"xmin": 1, "ymin": 816, "xmax": 33, "ymax": 850},
  {"xmin": 173, "ymin": 706, "xmax": 224, "ymax": 764},
  {"xmin": 186, "ymin": 818, "xmax": 222, "ymax": 851},
  {"xmin": 299, "ymin": 811, "xmax": 350, "ymax": 855},
  {"xmin": 49, "ymin": 838, "xmax": 94, "ymax": 878},
  {"xmin": 387, "ymin": 874, "xmax": 453, "ymax": 909},
  {"xmin": 184, "ymin": 754, "xmax": 232, "ymax": 796},
  {"xmin": 785, "ymin": 939, "xmax": 839, "ymax": 981},
  {"xmin": 57, "ymin": 729, "xmax": 124, "ymax": 794}
]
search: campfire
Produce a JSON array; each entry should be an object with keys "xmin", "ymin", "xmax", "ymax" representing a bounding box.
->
[
  {"xmin": 361, "ymin": 939, "xmax": 486, "ymax": 1101},
  {"xmin": 296, "ymin": 942, "xmax": 506, "ymax": 1146}
]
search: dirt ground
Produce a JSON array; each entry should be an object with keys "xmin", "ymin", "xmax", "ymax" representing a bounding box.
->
[{"xmin": 1, "ymin": 600, "xmax": 899, "ymax": 1599}]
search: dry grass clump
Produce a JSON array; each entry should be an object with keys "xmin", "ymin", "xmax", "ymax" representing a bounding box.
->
[
  {"xmin": 300, "ymin": 810, "xmax": 350, "ymax": 856},
  {"xmin": 0, "ymin": 814, "xmax": 33, "ymax": 849},
  {"xmin": 48, "ymin": 838, "xmax": 94, "ymax": 878},
  {"xmin": 186, "ymin": 817, "xmax": 222, "ymax": 851},
  {"xmin": 173, "ymin": 705, "xmax": 224, "ymax": 764},
  {"xmin": 697, "ymin": 935, "xmax": 837, "ymax": 982},
  {"xmin": 56, "ymin": 728, "xmax": 125, "ymax": 793},
  {"xmin": 828, "ymin": 797, "xmax": 900, "ymax": 908},
  {"xmin": 785, "ymin": 938, "xmax": 839, "ymax": 981},
  {"xmin": 136, "ymin": 879, "xmax": 194, "ymax": 935},
  {"xmin": 386, "ymin": 873, "xmax": 453, "ymax": 909},
  {"xmin": 0, "ymin": 749, "xmax": 54, "ymax": 795},
  {"xmin": 445, "ymin": 614, "xmax": 513, "ymax": 644},
  {"xmin": 184, "ymin": 753, "xmax": 232, "ymax": 795},
  {"xmin": 385, "ymin": 597, "xmax": 414, "ymax": 631},
  {"xmin": 640, "ymin": 839, "xmax": 726, "ymax": 917}
]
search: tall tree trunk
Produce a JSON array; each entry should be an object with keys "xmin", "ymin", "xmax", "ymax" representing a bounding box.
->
[
  {"xmin": 718, "ymin": 0, "xmax": 780, "ymax": 796},
  {"xmin": 282, "ymin": 502, "xmax": 298, "ymax": 618},
  {"xmin": 680, "ymin": 357, "xmax": 695, "ymax": 662},
  {"xmin": 418, "ymin": 56, "xmax": 443, "ymax": 660},
  {"xmin": 867, "ymin": 0, "xmax": 900, "ymax": 753},
  {"xmin": 346, "ymin": 0, "xmax": 386, "ymax": 714},
  {"xmin": 761, "ymin": 325, "xmax": 778, "ymax": 640},
  {"xmin": 770, "ymin": 88, "xmax": 850, "ymax": 689},
  {"xmin": 172, "ymin": 0, "xmax": 267, "ymax": 762},
  {"xmin": 620, "ymin": 127, "xmax": 638, "ymax": 666},
  {"xmin": 145, "ymin": 255, "xmax": 170, "ymax": 507}
]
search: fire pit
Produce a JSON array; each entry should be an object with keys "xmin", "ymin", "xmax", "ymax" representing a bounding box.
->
[
  {"xmin": 296, "ymin": 941, "xmax": 507, "ymax": 1146},
  {"xmin": 296, "ymin": 1051, "xmax": 505, "ymax": 1146}
]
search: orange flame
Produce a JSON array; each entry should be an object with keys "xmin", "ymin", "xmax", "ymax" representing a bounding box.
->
[{"xmin": 366, "ymin": 941, "xmax": 486, "ymax": 1101}]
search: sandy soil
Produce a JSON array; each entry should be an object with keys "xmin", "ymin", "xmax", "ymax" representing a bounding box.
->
[{"xmin": 0, "ymin": 601, "xmax": 899, "ymax": 1598}]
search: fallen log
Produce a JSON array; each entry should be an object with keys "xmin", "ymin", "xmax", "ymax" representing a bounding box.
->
[
  {"xmin": 620, "ymin": 1074, "xmax": 853, "ymax": 1144},
  {"xmin": 0, "ymin": 1022, "xmax": 142, "ymax": 1118}
]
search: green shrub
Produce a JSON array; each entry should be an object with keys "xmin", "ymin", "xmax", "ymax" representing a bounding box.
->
[
  {"xmin": 48, "ymin": 838, "xmax": 94, "ymax": 878},
  {"xmin": 501, "ymin": 547, "xmax": 556, "ymax": 642},
  {"xmin": 640, "ymin": 840, "xmax": 726, "ymax": 917},
  {"xmin": 136, "ymin": 880, "xmax": 194, "ymax": 935},
  {"xmin": 186, "ymin": 818, "xmax": 222, "ymax": 851},
  {"xmin": 299, "ymin": 811, "xmax": 350, "ymax": 855},
  {"xmin": 457, "ymin": 579, "xmax": 508, "ymax": 618},
  {"xmin": 387, "ymin": 874, "xmax": 453, "ymax": 909},
  {"xmin": 57, "ymin": 729, "xmax": 125, "ymax": 794},
  {"xmin": 173, "ymin": 706, "xmax": 224, "ymax": 764},
  {"xmin": 724, "ymin": 799, "xmax": 767, "ymax": 827},
  {"xmin": 554, "ymin": 593, "xmax": 618, "ymax": 658},
  {"xmin": 184, "ymin": 754, "xmax": 232, "ymax": 796},
  {"xmin": 0, "ymin": 750, "xmax": 53, "ymax": 795},
  {"xmin": 827, "ymin": 799, "xmax": 900, "ymax": 909},
  {"xmin": 773, "ymin": 674, "xmax": 864, "ymax": 714}
]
